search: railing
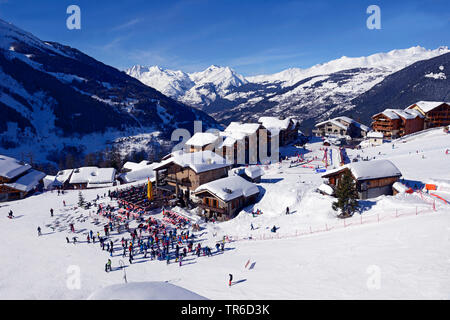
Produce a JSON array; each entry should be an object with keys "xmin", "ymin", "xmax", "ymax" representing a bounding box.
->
[
  {"xmin": 165, "ymin": 177, "xmax": 192, "ymax": 187},
  {"xmin": 198, "ymin": 203, "xmax": 227, "ymax": 214}
]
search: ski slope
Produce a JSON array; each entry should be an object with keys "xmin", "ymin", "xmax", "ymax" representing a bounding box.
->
[{"xmin": 0, "ymin": 128, "xmax": 449, "ymax": 299}]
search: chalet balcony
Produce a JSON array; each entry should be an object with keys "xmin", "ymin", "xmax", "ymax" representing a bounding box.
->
[
  {"xmin": 165, "ymin": 177, "xmax": 192, "ymax": 187},
  {"xmin": 198, "ymin": 203, "xmax": 227, "ymax": 214}
]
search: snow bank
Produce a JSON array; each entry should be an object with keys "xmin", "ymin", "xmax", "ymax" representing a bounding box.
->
[
  {"xmin": 244, "ymin": 166, "xmax": 264, "ymax": 179},
  {"xmin": 88, "ymin": 281, "xmax": 208, "ymax": 300},
  {"xmin": 195, "ymin": 175, "xmax": 259, "ymax": 201}
]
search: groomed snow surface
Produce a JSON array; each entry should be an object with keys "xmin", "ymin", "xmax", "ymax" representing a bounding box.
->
[{"xmin": 0, "ymin": 128, "xmax": 449, "ymax": 299}]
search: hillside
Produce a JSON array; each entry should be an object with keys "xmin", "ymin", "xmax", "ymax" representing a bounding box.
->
[
  {"xmin": 0, "ymin": 128, "xmax": 448, "ymax": 299},
  {"xmin": 0, "ymin": 19, "xmax": 220, "ymax": 165}
]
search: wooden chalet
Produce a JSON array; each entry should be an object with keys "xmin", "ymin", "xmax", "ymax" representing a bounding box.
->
[
  {"xmin": 406, "ymin": 101, "xmax": 450, "ymax": 129},
  {"xmin": 0, "ymin": 155, "xmax": 45, "ymax": 202},
  {"xmin": 258, "ymin": 116, "xmax": 300, "ymax": 147},
  {"xmin": 321, "ymin": 159, "xmax": 402, "ymax": 200},
  {"xmin": 372, "ymin": 109, "xmax": 424, "ymax": 139},
  {"xmin": 194, "ymin": 175, "xmax": 260, "ymax": 221},
  {"xmin": 153, "ymin": 151, "xmax": 230, "ymax": 203}
]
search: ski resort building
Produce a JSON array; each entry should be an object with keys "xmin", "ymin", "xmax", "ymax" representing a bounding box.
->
[
  {"xmin": 313, "ymin": 117, "xmax": 369, "ymax": 139},
  {"xmin": 185, "ymin": 132, "xmax": 221, "ymax": 153},
  {"xmin": 258, "ymin": 116, "xmax": 300, "ymax": 147},
  {"xmin": 0, "ymin": 155, "xmax": 45, "ymax": 202},
  {"xmin": 220, "ymin": 122, "xmax": 263, "ymax": 164},
  {"xmin": 321, "ymin": 159, "xmax": 402, "ymax": 200},
  {"xmin": 118, "ymin": 161, "xmax": 160, "ymax": 184},
  {"xmin": 68, "ymin": 167, "xmax": 117, "ymax": 189},
  {"xmin": 194, "ymin": 175, "xmax": 260, "ymax": 220},
  {"xmin": 405, "ymin": 101, "xmax": 450, "ymax": 129},
  {"xmin": 153, "ymin": 151, "xmax": 230, "ymax": 203},
  {"xmin": 371, "ymin": 109, "xmax": 424, "ymax": 139}
]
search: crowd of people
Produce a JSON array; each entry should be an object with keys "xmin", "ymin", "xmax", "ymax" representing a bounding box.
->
[{"xmin": 54, "ymin": 193, "xmax": 229, "ymax": 272}]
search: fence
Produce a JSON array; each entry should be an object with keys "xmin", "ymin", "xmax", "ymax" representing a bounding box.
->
[{"xmin": 226, "ymin": 193, "xmax": 443, "ymax": 243}]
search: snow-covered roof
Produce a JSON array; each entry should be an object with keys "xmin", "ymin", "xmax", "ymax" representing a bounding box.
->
[
  {"xmin": 244, "ymin": 165, "xmax": 264, "ymax": 179},
  {"xmin": 154, "ymin": 150, "xmax": 230, "ymax": 173},
  {"xmin": 4, "ymin": 169, "xmax": 45, "ymax": 192},
  {"xmin": 195, "ymin": 175, "xmax": 259, "ymax": 202},
  {"xmin": 217, "ymin": 131, "xmax": 247, "ymax": 148},
  {"xmin": 69, "ymin": 167, "xmax": 116, "ymax": 184},
  {"xmin": 185, "ymin": 132, "xmax": 220, "ymax": 147},
  {"xmin": 258, "ymin": 117, "xmax": 296, "ymax": 135},
  {"xmin": 407, "ymin": 101, "xmax": 448, "ymax": 113},
  {"xmin": 322, "ymin": 159, "xmax": 402, "ymax": 181},
  {"xmin": 375, "ymin": 108, "xmax": 423, "ymax": 120},
  {"xmin": 0, "ymin": 155, "xmax": 31, "ymax": 179},
  {"xmin": 315, "ymin": 119, "xmax": 349, "ymax": 130},
  {"xmin": 55, "ymin": 169, "xmax": 74, "ymax": 184},
  {"xmin": 88, "ymin": 281, "xmax": 208, "ymax": 300},
  {"xmin": 336, "ymin": 117, "xmax": 370, "ymax": 132},
  {"xmin": 367, "ymin": 131, "xmax": 384, "ymax": 138},
  {"xmin": 43, "ymin": 175, "xmax": 60, "ymax": 189},
  {"xmin": 119, "ymin": 163, "xmax": 159, "ymax": 183},
  {"xmin": 224, "ymin": 122, "xmax": 261, "ymax": 135}
]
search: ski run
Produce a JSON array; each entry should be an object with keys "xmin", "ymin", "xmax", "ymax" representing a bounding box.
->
[{"xmin": 0, "ymin": 127, "xmax": 449, "ymax": 299}]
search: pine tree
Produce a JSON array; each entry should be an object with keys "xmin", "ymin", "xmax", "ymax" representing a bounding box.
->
[
  {"xmin": 332, "ymin": 170, "xmax": 359, "ymax": 218},
  {"xmin": 78, "ymin": 191, "xmax": 86, "ymax": 208}
]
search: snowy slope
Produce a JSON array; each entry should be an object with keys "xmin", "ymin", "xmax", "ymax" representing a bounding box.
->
[
  {"xmin": 0, "ymin": 19, "xmax": 219, "ymax": 165},
  {"xmin": 0, "ymin": 128, "xmax": 449, "ymax": 299}
]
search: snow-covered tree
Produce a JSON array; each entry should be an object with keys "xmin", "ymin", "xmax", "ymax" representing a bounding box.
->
[
  {"xmin": 332, "ymin": 170, "xmax": 359, "ymax": 218},
  {"xmin": 78, "ymin": 191, "xmax": 86, "ymax": 208}
]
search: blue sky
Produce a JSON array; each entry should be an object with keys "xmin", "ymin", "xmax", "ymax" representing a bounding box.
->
[{"xmin": 0, "ymin": 0, "xmax": 448, "ymax": 76}]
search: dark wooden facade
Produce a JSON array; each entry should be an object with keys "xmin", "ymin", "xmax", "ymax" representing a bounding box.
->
[
  {"xmin": 155, "ymin": 163, "xmax": 229, "ymax": 200},
  {"xmin": 323, "ymin": 168, "xmax": 400, "ymax": 200},
  {"xmin": 408, "ymin": 103, "xmax": 450, "ymax": 129},
  {"xmin": 372, "ymin": 112, "xmax": 424, "ymax": 139},
  {"xmin": 195, "ymin": 189, "xmax": 259, "ymax": 221}
]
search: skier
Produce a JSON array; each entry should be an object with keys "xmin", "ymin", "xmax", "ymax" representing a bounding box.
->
[
  {"xmin": 251, "ymin": 223, "xmax": 254, "ymax": 230},
  {"xmin": 215, "ymin": 243, "xmax": 220, "ymax": 252},
  {"xmin": 37, "ymin": 226, "xmax": 42, "ymax": 236},
  {"xmin": 50, "ymin": 208, "xmax": 54, "ymax": 217},
  {"xmin": 8, "ymin": 210, "xmax": 13, "ymax": 219},
  {"xmin": 105, "ymin": 259, "xmax": 112, "ymax": 272},
  {"xmin": 87, "ymin": 235, "xmax": 90, "ymax": 243},
  {"xmin": 73, "ymin": 236, "xmax": 77, "ymax": 244},
  {"xmin": 286, "ymin": 207, "xmax": 290, "ymax": 215},
  {"xmin": 229, "ymin": 274, "xmax": 233, "ymax": 287},
  {"xmin": 66, "ymin": 237, "xmax": 70, "ymax": 243}
]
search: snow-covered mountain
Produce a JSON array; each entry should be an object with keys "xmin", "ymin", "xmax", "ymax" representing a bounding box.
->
[
  {"xmin": 126, "ymin": 64, "xmax": 248, "ymax": 110},
  {"xmin": 127, "ymin": 46, "xmax": 449, "ymax": 131},
  {"xmin": 0, "ymin": 19, "xmax": 220, "ymax": 165},
  {"xmin": 247, "ymin": 46, "xmax": 450, "ymax": 86}
]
